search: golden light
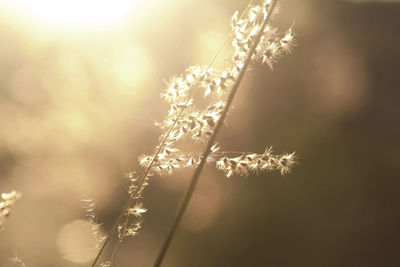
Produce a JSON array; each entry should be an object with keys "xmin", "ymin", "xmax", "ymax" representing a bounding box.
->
[
  {"xmin": 1, "ymin": 0, "xmax": 151, "ymax": 29},
  {"xmin": 56, "ymin": 219, "xmax": 101, "ymax": 263}
]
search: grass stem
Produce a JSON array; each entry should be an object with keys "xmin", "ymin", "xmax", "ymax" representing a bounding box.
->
[{"xmin": 153, "ymin": 1, "xmax": 278, "ymax": 266}]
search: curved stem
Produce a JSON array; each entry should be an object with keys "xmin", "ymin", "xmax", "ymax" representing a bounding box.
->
[
  {"xmin": 91, "ymin": 85, "xmax": 199, "ymax": 267},
  {"xmin": 106, "ymin": 1, "xmax": 260, "ymax": 261},
  {"xmin": 153, "ymin": 1, "xmax": 278, "ymax": 266},
  {"xmin": 106, "ymin": 37, "xmax": 234, "ymax": 267},
  {"xmin": 91, "ymin": 24, "xmax": 232, "ymax": 267},
  {"xmin": 91, "ymin": 1, "xmax": 260, "ymax": 266}
]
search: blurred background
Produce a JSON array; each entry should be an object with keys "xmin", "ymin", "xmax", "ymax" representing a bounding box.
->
[{"xmin": 0, "ymin": 0, "xmax": 399, "ymax": 266}]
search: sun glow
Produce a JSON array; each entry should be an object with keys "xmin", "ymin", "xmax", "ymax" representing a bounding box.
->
[{"xmin": 1, "ymin": 0, "xmax": 150, "ymax": 29}]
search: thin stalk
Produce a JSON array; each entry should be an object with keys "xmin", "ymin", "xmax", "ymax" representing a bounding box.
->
[
  {"xmin": 91, "ymin": 27, "xmax": 232, "ymax": 267},
  {"xmin": 104, "ymin": 1, "xmax": 258, "ymax": 264},
  {"xmin": 153, "ymin": 1, "xmax": 278, "ymax": 266},
  {"xmin": 106, "ymin": 37, "xmax": 232, "ymax": 266},
  {"xmin": 91, "ymin": 79, "xmax": 202, "ymax": 267},
  {"xmin": 91, "ymin": 1, "xmax": 255, "ymax": 266}
]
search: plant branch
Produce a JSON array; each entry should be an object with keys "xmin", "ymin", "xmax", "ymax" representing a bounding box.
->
[
  {"xmin": 91, "ymin": 1, "xmax": 260, "ymax": 266},
  {"xmin": 153, "ymin": 1, "xmax": 278, "ymax": 266},
  {"xmin": 91, "ymin": 22, "xmax": 234, "ymax": 267}
]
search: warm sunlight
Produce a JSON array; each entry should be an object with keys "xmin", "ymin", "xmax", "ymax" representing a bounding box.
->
[
  {"xmin": 1, "ymin": 0, "xmax": 150, "ymax": 28},
  {"xmin": 3, "ymin": 0, "xmax": 397, "ymax": 266}
]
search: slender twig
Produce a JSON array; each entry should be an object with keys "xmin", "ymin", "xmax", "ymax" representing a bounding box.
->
[
  {"xmin": 106, "ymin": 2, "xmax": 260, "ymax": 264},
  {"xmin": 92, "ymin": 77, "xmax": 205, "ymax": 267},
  {"xmin": 91, "ymin": 24, "xmax": 232, "ymax": 267},
  {"xmin": 91, "ymin": 63, "xmax": 196, "ymax": 267},
  {"xmin": 107, "ymin": 37, "xmax": 233, "ymax": 266},
  {"xmin": 153, "ymin": 1, "xmax": 278, "ymax": 266},
  {"xmin": 140, "ymin": 151, "xmax": 268, "ymax": 169},
  {"xmin": 91, "ymin": 2, "xmax": 257, "ymax": 266}
]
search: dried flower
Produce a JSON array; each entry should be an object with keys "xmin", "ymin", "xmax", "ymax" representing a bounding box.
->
[
  {"xmin": 231, "ymin": 0, "xmax": 295, "ymax": 69},
  {"xmin": 91, "ymin": 1, "xmax": 297, "ymax": 265},
  {"xmin": 9, "ymin": 250, "xmax": 27, "ymax": 267},
  {"xmin": 215, "ymin": 147, "xmax": 297, "ymax": 177},
  {"xmin": 0, "ymin": 190, "xmax": 21, "ymax": 231},
  {"xmin": 99, "ymin": 261, "xmax": 112, "ymax": 267},
  {"xmin": 82, "ymin": 197, "xmax": 106, "ymax": 249},
  {"xmin": 128, "ymin": 203, "xmax": 147, "ymax": 217}
]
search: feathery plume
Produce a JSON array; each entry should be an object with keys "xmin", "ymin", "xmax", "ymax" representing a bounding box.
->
[
  {"xmin": 0, "ymin": 190, "xmax": 21, "ymax": 231},
  {"xmin": 91, "ymin": 0, "xmax": 297, "ymax": 265},
  {"xmin": 9, "ymin": 252, "xmax": 27, "ymax": 267},
  {"xmin": 82, "ymin": 197, "xmax": 106, "ymax": 250}
]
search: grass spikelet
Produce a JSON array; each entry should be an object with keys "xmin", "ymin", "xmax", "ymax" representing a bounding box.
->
[
  {"xmin": 9, "ymin": 250, "xmax": 27, "ymax": 267},
  {"xmin": 0, "ymin": 190, "xmax": 21, "ymax": 231},
  {"xmin": 91, "ymin": 0, "xmax": 297, "ymax": 265},
  {"xmin": 82, "ymin": 197, "xmax": 106, "ymax": 250}
]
